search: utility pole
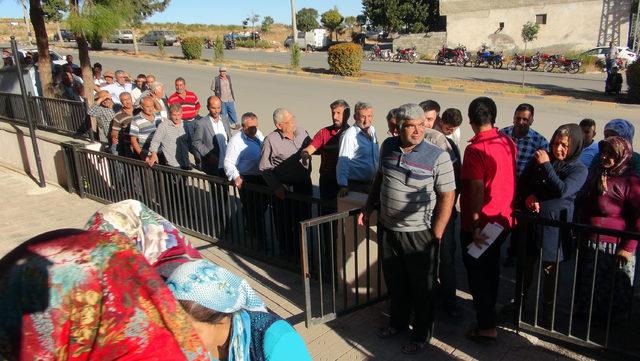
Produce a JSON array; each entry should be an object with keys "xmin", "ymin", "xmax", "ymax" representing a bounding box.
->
[
  {"xmin": 634, "ymin": 2, "xmax": 640, "ymax": 53},
  {"xmin": 21, "ymin": 0, "xmax": 33, "ymax": 44},
  {"xmin": 290, "ymin": 0, "xmax": 297, "ymax": 37}
]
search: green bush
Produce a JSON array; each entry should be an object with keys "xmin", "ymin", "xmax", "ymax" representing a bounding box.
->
[
  {"xmin": 213, "ymin": 35, "xmax": 224, "ymax": 63},
  {"xmin": 88, "ymin": 34, "xmax": 103, "ymax": 50},
  {"xmin": 327, "ymin": 42, "xmax": 363, "ymax": 76},
  {"xmin": 181, "ymin": 36, "xmax": 203, "ymax": 60},
  {"xmin": 235, "ymin": 39, "xmax": 274, "ymax": 49},
  {"xmin": 627, "ymin": 61, "xmax": 640, "ymax": 103},
  {"xmin": 290, "ymin": 43, "xmax": 301, "ymax": 69},
  {"xmin": 156, "ymin": 39, "xmax": 165, "ymax": 57}
]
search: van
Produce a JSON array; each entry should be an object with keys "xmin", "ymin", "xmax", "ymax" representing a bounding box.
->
[
  {"xmin": 284, "ymin": 29, "xmax": 329, "ymax": 51},
  {"xmin": 112, "ymin": 29, "xmax": 134, "ymax": 44}
]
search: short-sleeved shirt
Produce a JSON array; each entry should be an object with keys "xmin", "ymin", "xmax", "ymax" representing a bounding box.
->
[
  {"xmin": 377, "ymin": 137, "xmax": 456, "ymax": 232},
  {"xmin": 167, "ymin": 90, "xmax": 201, "ymax": 120},
  {"xmin": 130, "ymin": 112, "xmax": 163, "ymax": 152},
  {"xmin": 310, "ymin": 125, "xmax": 346, "ymax": 175},
  {"xmin": 500, "ymin": 126, "xmax": 548, "ymax": 177},
  {"xmin": 461, "ymin": 127, "xmax": 517, "ymax": 232},
  {"xmin": 111, "ymin": 110, "xmax": 133, "ymax": 146},
  {"xmin": 259, "ymin": 128, "xmax": 312, "ymax": 191}
]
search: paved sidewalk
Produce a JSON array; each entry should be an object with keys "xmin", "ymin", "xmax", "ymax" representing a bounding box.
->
[{"xmin": 0, "ymin": 166, "xmax": 603, "ymax": 360}]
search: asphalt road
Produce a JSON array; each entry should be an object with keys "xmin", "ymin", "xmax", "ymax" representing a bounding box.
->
[
  {"xmin": 97, "ymin": 42, "xmax": 610, "ymax": 94},
  {"xmin": 82, "ymin": 50, "xmax": 638, "ymax": 171}
]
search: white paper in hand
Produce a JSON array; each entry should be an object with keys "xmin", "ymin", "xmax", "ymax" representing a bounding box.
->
[{"xmin": 467, "ymin": 223, "xmax": 504, "ymax": 259}]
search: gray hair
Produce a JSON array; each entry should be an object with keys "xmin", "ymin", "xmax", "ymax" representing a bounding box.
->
[
  {"xmin": 114, "ymin": 70, "xmax": 125, "ymax": 77},
  {"xmin": 241, "ymin": 112, "xmax": 258, "ymax": 126},
  {"xmin": 149, "ymin": 81, "xmax": 164, "ymax": 92},
  {"xmin": 273, "ymin": 107, "xmax": 289, "ymax": 125},
  {"xmin": 395, "ymin": 104, "xmax": 425, "ymax": 129},
  {"xmin": 169, "ymin": 103, "xmax": 182, "ymax": 112},
  {"xmin": 119, "ymin": 91, "xmax": 131, "ymax": 101},
  {"xmin": 354, "ymin": 101, "xmax": 372, "ymax": 115}
]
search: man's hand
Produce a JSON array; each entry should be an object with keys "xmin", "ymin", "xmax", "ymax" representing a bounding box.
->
[
  {"xmin": 274, "ymin": 187, "xmax": 286, "ymax": 200},
  {"xmin": 300, "ymin": 151, "xmax": 311, "ymax": 167},
  {"xmin": 525, "ymin": 194, "xmax": 541, "ymax": 213},
  {"xmin": 471, "ymin": 227, "xmax": 489, "ymax": 248},
  {"xmin": 534, "ymin": 149, "xmax": 550, "ymax": 164},
  {"xmin": 233, "ymin": 176, "xmax": 243, "ymax": 189},
  {"xmin": 357, "ymin": 210, "xmax": 370, "ymax": 226},
  {"xmin": 146, "ymin": 152, "xmax": 158, "ymax": 167},
  {"xmin": 337, "ymin": 187, "xmax": 349, "ymax": 198},
  {"xmin": 617, "ymin": 249, "xmax": 633, "ymax": 264}
]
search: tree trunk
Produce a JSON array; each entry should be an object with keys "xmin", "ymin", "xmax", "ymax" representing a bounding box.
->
[
  {"xmin": 70, "ymin": 0, "xmax": 94, "ymax": 105},
  {"xmin": 56, "ymin": 22, "xmax": 63, "ymax": 45},
  {"xmin": 29, "ymin": 0, "xmax": 53, "ymax": 97},
  {"xmin": 132, "ymin": 27, "xmax": 139, "ymax": 54}
]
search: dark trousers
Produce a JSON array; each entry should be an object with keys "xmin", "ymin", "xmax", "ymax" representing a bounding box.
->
[
  {"xmin": 380, "ymin": 225, "xmax": 438, "ymax": 342},
  {"xmin": 461, "ymin": 230, "xmax": 508, "ymax": 330},
  {"xmin": 439, "ymin": 210, "xmax": 458, "ymax": 309},
  {"xmin": 206, "ymin": 168, "xmax": 230, "ymax": 239},
  {"xmin": 239, "ymin": 175, "xmax": 270, "ymax": 240},
  {"xmin": 319, "ymin": 172, "xmax": 339, "ymax": 214},
  {"xmin": 272, "ymin": 179, "xmax": 312, "ymax": 261}
]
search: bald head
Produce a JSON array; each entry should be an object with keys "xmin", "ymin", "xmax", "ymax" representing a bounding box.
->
[
  {"xmin": 140, "ymin": 96, "xmax": 155, "ymax": 116},
  {"xmin": 207, "ymin": 96, "xmax": 222, "ymax": 118}
]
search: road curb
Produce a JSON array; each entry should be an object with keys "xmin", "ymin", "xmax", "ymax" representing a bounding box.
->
[{"xmin": 81, "ymin": 48, "xmax": 640, "ymax": 110}]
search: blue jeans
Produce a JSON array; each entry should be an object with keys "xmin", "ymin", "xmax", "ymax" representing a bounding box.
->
[
  {"xmin": 221, "ymin": 101, "xmax": 237, "ymax": 125},
  {"xmin": 183, "ymin": 119, "xmax": 198, "ymax": 165}
]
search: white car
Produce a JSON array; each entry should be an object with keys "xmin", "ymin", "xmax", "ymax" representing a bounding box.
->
[
  {"xmin": 581, "ymin": 46, "xmax": 637, "ymax": 65},
  {"xmin": 18, "ymin": 48, "xmax": 67, "ymax": 66}
]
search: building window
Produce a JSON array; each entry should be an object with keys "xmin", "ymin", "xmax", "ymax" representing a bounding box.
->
[
  {"xmin": 536, "ymin": 14, "xmax": 547, "ymax": 25},
  {"xmin": 499, "ymin": 22, "xmax": 504, "ymax": 30}
]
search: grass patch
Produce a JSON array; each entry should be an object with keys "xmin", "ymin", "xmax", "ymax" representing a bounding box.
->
[
  {"xmin": 503, "ymin": 85, "xmax": 542, "ymax": 94},
  {"xmin": 235, "ymin": 39, "xmax": 276, "ymax": 49},
  {"xmin": 414, "ymin": 77, "xmax": 433, "ymax": 84}
]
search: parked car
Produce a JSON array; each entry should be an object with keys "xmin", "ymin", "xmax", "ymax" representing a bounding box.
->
[
  {"xmin": 284, "ymin": 29, "xmax": 329, "ymax": 51},
  {"xmin": 224, "ymin": 31, "xmax": 260, "ymax": 42},
  {"xmin": 365, "ymin": 28, "xmax": 387, "ymax": 41},
  {"xmin": 53, "ymin": 29, "xmax": 75, "ymax": 42},
  {"xmin": 141, "ymin": 30, "xmax": 177, "ymax": 46},
  {"xmin": 18, "ymin": 48, "xmax": 67, "ymax": 66},
  {"xmin": 581, "ymin": 46, "xmax": 637, "ymax": 65},
  {"xmin": 112, "ymin": 29, "xmax": 134, "ymax": 44}
]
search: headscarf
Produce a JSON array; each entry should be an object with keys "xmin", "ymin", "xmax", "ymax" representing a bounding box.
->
[
  {"xmin": 596, "ymin": 136, "xmax": 633, "ymax": 194},
  {"xmin": 85, "ymin": 200, "xmax": 202, "ymax": 279},
  {"xmin": 167, "ymin": 259, "xmax": 267, "ymax": 361},
  {"xmin": 604, "ymin": 119, "xmax": 635, "ymax": 144},
  {"xmin": 0, "ymin": 229, "xmax": 209, "ymax": 360},
  {"xmin": 550, "ymin": 123, "xmax": 584, "ymax": 170}
]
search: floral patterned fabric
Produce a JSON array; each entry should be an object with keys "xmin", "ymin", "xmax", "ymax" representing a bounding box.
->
[
  {"xmin": 0, "ymin": 229, "xmax": 209, "ymax": 360},
  {"xmin": 85, "ymin": 200, "xmax": 203, "ymax": 279}
]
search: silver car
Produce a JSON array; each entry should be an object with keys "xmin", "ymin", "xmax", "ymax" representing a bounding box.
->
[
  {"xmin": 112, "ymin": 29, "xmax": 134, "ymax": 44},
  {"xmin": 142, "ymin": 30, "xmax": 177, "ymax": 46}
]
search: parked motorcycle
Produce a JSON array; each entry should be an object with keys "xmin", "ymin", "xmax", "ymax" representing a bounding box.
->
[
  {"xmin": 543, "ymin": 55, "xmax": 581, "ymax": 74},
  {"xmin": 367, "ymin": 44, "xmax": 392, "ymax": 61},
  {"xmin": 393, "ymin": 47, "xmax": 418, "ymax": 63},
  {"xmin": 224, "ymin": 39, "xmax": 236, "ymax": 50},
  {"xmin": 436, "ymin": 45, "xmax": 470, "ymax": 67},
  {"xmin": 474, "ymin": 45, "xmax": 503, "ymax": 69},
  {"xmin": 204, "ymin": 38, "xmax": 213, "ymax": 49},
  {"xmin": 507, "ymin": 52, "xmax": 540, "ymax": 71}
]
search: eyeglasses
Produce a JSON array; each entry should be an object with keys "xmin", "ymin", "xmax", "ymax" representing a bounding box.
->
[{"xmin": 402, "ymin": 123, "xmax": 426, "ymax": 131}]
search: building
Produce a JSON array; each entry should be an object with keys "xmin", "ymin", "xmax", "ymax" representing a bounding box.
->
[{"xmin": 439, "ymin": 0, "xmax": 633, "ymax": 51}]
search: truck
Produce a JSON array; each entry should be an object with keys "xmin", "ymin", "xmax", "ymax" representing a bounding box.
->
[{"xmin": 284, "ymin": 29, "xmax": 329, "ymax": 51}]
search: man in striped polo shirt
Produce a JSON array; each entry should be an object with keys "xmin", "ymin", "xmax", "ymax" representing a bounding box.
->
[
  {"xmin": 359, "ymin": 103, "xmax": 456, "ymax": 355},
  {"xmin": 130, "ymin": 97, "xmax": 164, "ymax": 159}
]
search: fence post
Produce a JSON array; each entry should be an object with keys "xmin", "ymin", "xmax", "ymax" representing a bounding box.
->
[
  {"xmin": 514, "ymin": 212, "xmax": 528, "ymax": 332},
  {"xmin": 70, "ymin": 142, "xmax": 86, "ymax": 198},
  {"xmin": 82, "ymin": 98, "xmax": 95, "ymax": 142},
  {"xmin": 10, "ymin": 36, "xmax": 46, "ymax": 188}
]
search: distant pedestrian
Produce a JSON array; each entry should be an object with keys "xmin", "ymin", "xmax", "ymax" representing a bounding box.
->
[
  {"xmin": 336, "ymin": 101, "xmax": 378, "ymax": 196},
  {"xmin": 360, "ymin": 103, "xmax": 455, "ymax": 355},
  {"xmin": 606, "ymin": 41, "xmax": 618, "ymax": 75},
  {"xmin": 211, "ymin": 67, "xmax": 238, "ymax": 128}
]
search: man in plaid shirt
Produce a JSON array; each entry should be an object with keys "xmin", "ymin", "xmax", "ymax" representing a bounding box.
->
[
  {"xmin": 88, "ymin": 90, "xmax": 118, "ymax": 144},
  {"xmin": 500, "ymin": 103, "xmax": 548, "ymax": 178}
]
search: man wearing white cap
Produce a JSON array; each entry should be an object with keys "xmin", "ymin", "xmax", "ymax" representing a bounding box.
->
[{"xmin": 211, "ymin": 66, "xmax": 239, "ymax": 129}]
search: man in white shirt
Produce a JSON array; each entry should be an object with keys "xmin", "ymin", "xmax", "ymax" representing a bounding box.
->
[
  {"xmin": 102, "ymin": 69, "xmax": 133, "ymax": 104},
  {"xmin": 192, "ymin": 96, "xmax": 231, "ymax": 176},
  {"xmin": 336, "ymin": 101, "xmax": 379, "ymax": 196}
]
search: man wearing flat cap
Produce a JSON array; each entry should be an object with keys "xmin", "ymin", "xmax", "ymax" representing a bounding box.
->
[{"xmin": 211, "ymin": 66, "xmax": 239, "ymax": 129}]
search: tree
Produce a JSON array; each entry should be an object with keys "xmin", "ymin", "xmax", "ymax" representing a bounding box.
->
[
  {"xmin": 42, "ymin": 0, "xmax": 66, "ymax": 45},
  {"xmin": 126, "ymin": 0, "xmax": 171, "ymax": 54},
  {"xmin": 296, "ymin": 8, "xmax": 319, "ymax": 32},
  {"xmin": 321, "ymin": 8, "xmax": 343, "ymax": 41},
  {"xmin": 28, "ymin": 0, "xmax": 54, "ymax": 97},
  {"xmin": 362, "ymin": 0, "xmax": 436, "ymax": 33},
  {"xmin": 356, "ymin": 15, "xmax": 367, "ymax": 27},
  {"xmin": 521, "ymin": 21, "xmax": 540, "ymax": 87},
  {"xmin": 261, "ymin": 16, "xmax": 274, "ymax": 33},
  {"xmin": 344, "ymin": 16, "xmax": 356, "ymax": 29}
]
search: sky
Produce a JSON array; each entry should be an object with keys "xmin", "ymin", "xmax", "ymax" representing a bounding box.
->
[{"xmin": 3, "ymin": 0, "xmax": 364, "ymax": 25}]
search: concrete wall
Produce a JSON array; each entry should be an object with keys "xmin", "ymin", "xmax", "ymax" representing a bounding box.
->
[
  {"xmin": 440, "ymin": 0, "xmax": 632, "ymax": 52},
  {"xmin": 392, "ymin": 32, "xmax": 447, "ymax": 59},
  {"xmin": 0, "ymin": 121, "xmax": 90, "ymax": 188}
]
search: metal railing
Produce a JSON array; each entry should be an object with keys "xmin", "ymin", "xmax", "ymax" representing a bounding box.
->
[
  {"xmin": 300, "ymin": 210, "xmax": 386, "ymax": 327},
  {"xmin": 514, "ymin": 211, "xmax": 640, "ymax": 357},
  {"xmin": 0, "ymin": 91, "xmax": 91, "ymax": 139},
  {"xmin": 62, "ymin": 142, "xmax": 326, "ymax": 270}
]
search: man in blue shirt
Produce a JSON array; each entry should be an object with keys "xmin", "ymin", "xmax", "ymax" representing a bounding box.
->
[
  {"xmin": 336, "ymin": 101, "xmax": 379, "ymax": 196},
  {"xmin": 500, "ymin": 103, "xmax": 549, "ymax": 178},
  {"xmin": 579, "ymin": 118, "xmax": 599, "ymax": 167}
]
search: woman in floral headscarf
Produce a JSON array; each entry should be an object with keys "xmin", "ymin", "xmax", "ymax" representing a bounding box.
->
[
  {"xmin": 600, "ymin": 119, "xmax": 640, "ymax": 176},
  {"xmin": 167, "ymin": 259, "xmax": 311, "ymax": 361},
  {"xmin": 575, "ymin": 136, "xmax": 640, "ymax": 318},
  {"xmin": 0, "ymin": 228, "xmax": 209, "ymax": 360}
]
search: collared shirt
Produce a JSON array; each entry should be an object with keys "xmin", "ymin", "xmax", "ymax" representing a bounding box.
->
[
  {"xmin": 149, "ymin": 120, "xmax": 190, "ymax": 168},
  {"xmin": 130, "ymin": 87, "xmax": 143, "ymax": 103},
  {"xmin": 500, "ymin": 126, "xmax": 549, "ymax": 177},
  {"xmin": 111, "ymin": 110, "xmax": 133, "ymax": 146},
  {"xmin": 461, "ymin": 127, "xmax": 517, "ymax": 232},
  {"xmin": 209, "ymin": 115, "xmax": 229, "ymax": 169},
  {"xmin": 219, "ymin": 77, "xmax": 233, "ymax": 102},
  {"xmin": 375, "ymin": 138, "xmax": 455, "ymax": 232},
  {"xmin": 102, "ymin": 82, "xmax": 133, "ymax": 104},
  {"xmin": 130, "ymin": 112, "xmax": 163, "ymax": 152},
  {"xmin": 336, "ymin": 124, "xmax": 379, "ymax": 187},
  {"xmin": 310, "ymin": 125, "xmax": 346, "ymax": 175},
  {"xmin": 168, "ymin": 90, "xmax": 201, "ymax": 120},
  {"xmin": 88, "ymin": 104, "xmax": 116, "ymax": 143},
  {"xmin": 224, "ymin": 130, "xmax": 265, "ymax": 180},
  {"xmin": 434, "ymin": 124, "xmax": 462, "ymax": 148},
  {"xmin": 425, "ymin": 128, "xmax": 458, "ymax": 166},
  {"xmin": 259, "ymin": 128, "xmax": 312, "ymax": 191},
  {"xmin": 580, "ymin": 140, "xmax": 599, "ymax": 167}
]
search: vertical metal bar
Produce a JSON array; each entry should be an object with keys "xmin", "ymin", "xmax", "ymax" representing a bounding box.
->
[
  {"xmin": 158, "ymin": 169, "xmax": 168, "ymax": 217},
  {"xmin": 316, "ymin": 225, "xmax": 324, "ymax": 318},
  {"xmin": 534, "ymin": 237, "xmax": 543, "ymax": 327},
  {"xmin": 515, "ymin": 217, "xmax": 527, "ymax": 330},
  {"xmin": 341, "ymin": 218, "xmax": 347, "ymax": 310},
  {"xmin": 72, "ymin": 144, "xmax": 85, "ymax": 198},
  {"xmin": 586, "ymin": 233, "xmax": 601, "ymax": 342},
  {"xmin": 300, "ymin": 221, "xmax": 313, "ymax": 327},
  {"xmin": 10, "ymin": 37, "xmax": 45, "ymax": 187},
  {"xmin": 353, "ymin": 214, "xmax": 359, "ymax": 306},
  {"xmin": 207, "ymin": 181, "xmax": 218, "ymax": 238},
  {"xmin": 603, "ymin": 238, "xmax": 619, "ymax": 348},
  {"xmin": 550, "ymin": 211, "xmax": 567, "ymax": 331},
  {"xmin": 568, "ymin": 231, "xmax": 581, "ymax": 337},
  {"xmin": 365, "ymin": 220, "xmax": 371, "ymax": 302},
  {"xmin": 330, "ymin": 219, "xmax": 337, "ymax": 316}
]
